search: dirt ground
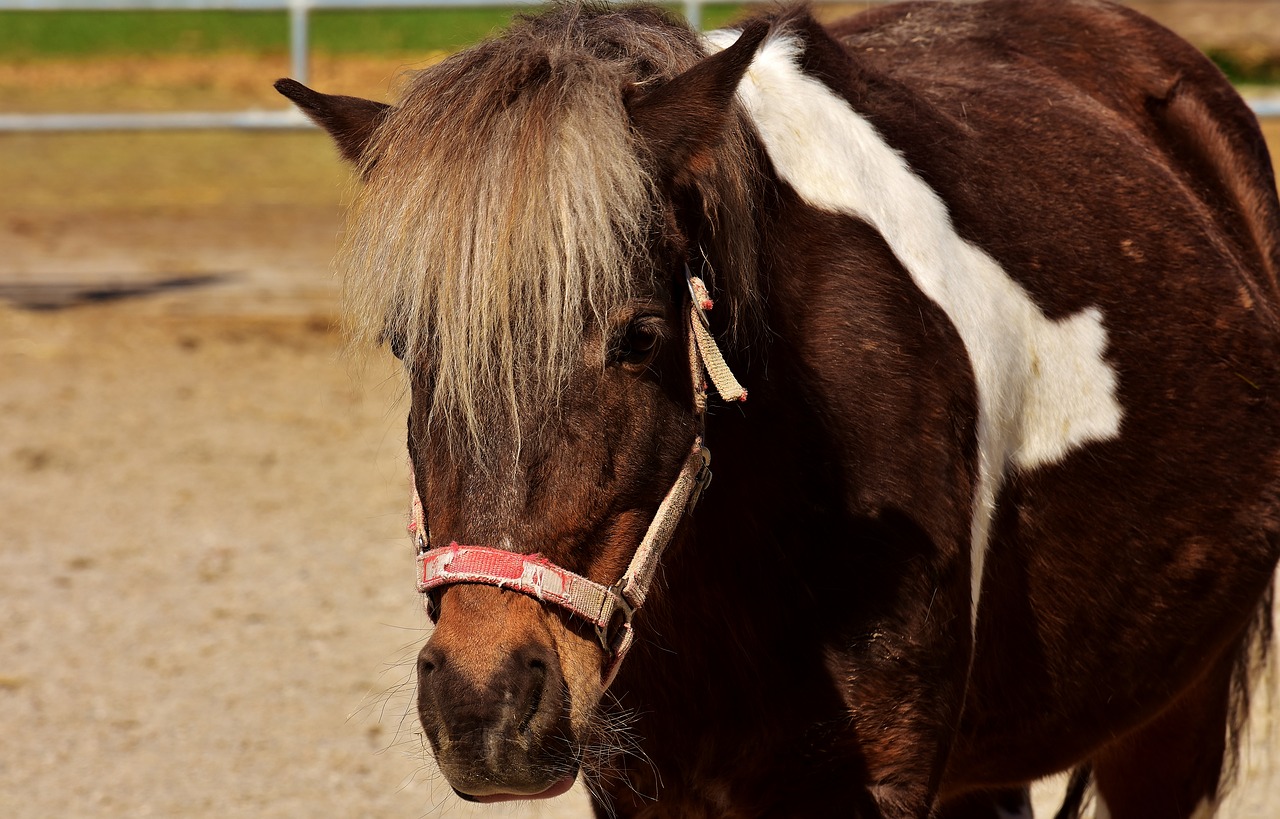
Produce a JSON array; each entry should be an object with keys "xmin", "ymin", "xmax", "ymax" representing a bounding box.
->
[
  {"xmin": 0, "ymin": 108, "xmax": 595, "ymax": 819},
  {"xmin": 3, "ymin": 9, "xmax": 1280, "ymax": 818}
]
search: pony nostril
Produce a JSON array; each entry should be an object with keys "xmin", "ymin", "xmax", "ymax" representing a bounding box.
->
[
  {"xmin": 516, "ymin": 644, "xmax": 555, "ymax": 677},
  {"xmin": 419, "ymin": 644, "xmax": 444, "ymax": 677},
  {"xmin": 515, "ymin": 652, "xmax": 551, "ymax": 736}
]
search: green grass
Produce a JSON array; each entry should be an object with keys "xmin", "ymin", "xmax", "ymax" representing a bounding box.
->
[
  {"xmin": 0, "ymin": 9, "xmax": 521, "ymax": 56},
  {"xmin": 1206, "ymin": 49, "xmax": 1280, "ymax": 87},
  {"xmin": 11, "ymin": 7, "xmax": 1267, "ymax": 85},
  {"xmin": 0, "ymin": 6, "xmax": 747, "ymax": 58}
]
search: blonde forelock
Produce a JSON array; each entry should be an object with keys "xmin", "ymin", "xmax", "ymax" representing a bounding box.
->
[{"xmin": 340, "ymin": 4, "xmax": 759, "ymax": 458}]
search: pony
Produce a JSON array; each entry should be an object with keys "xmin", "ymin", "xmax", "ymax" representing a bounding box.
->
[{"xmin": 276, "ymin": 1, "xmax": 1280, "ymax": 816}]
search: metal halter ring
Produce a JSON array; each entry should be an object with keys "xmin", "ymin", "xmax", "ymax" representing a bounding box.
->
[{"xmin": 595, "ymin": 585, "xmax": 636, "ymax": 654}]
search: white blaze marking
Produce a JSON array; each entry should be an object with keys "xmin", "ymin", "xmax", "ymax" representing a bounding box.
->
[{"xmin": 706, "ymin": 31, "xmax": 1124, "ymax": 625}]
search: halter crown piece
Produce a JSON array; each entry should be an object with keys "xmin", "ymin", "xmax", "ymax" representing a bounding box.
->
[{"xmin": 410, "ymin": 265, "xmax": 746, "ymax": 688}]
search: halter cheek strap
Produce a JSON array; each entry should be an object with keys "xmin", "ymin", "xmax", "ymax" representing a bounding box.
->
[{"xmin": 410, "ymin": 267, "xmax": 744, "ymax": 688}]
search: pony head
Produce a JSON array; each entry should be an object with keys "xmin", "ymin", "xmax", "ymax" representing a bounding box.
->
[{"xmin": 278, "ymin": 5, "xmax": 767, "ymax": 801}]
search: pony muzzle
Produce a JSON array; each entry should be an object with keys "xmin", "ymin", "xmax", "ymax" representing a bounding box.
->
[{"xmin": 416, "ymin": 592, "xmax": 582, "ymax": 800}]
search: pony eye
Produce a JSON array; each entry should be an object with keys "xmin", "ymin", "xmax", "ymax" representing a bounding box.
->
[
  {"xmin": 386, "ymin": 331, "xmax": 407, "ymax": 361},
  {"xmin": 614, "ymin": 321, "xmax": 661, "ymax": 369}
]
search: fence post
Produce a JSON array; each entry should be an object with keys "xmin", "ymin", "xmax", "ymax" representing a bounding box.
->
[
  {"xmin": 289, "ymin": 0, "xmax": 310, "ymax": 84},
  {"xmin": 684, "ymin": 0, "xmax": 701, "ymax": 31}
]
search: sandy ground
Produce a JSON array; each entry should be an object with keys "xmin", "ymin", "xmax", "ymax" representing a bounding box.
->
[
  {"xmin": 0, "ymin": 126, "xmax": 597, "ymax": 817},
  {"xmin": 3, "ymin": 12, "xmax": 1280, "ymax": 817}
]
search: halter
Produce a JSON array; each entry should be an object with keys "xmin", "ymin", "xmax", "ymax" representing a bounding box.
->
[{"xmin": 410, "ymin": 266, "xmax": 746, "ymax": 688}]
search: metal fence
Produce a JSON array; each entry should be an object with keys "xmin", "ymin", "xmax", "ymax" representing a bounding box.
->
[{"xmin": 0, "ymin": 0, "xmax": 1276, "ymax": 132}]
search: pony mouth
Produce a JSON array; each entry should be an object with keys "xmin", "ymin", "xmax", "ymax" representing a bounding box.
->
[{"xmin": 454, "ymin": 772, "xmax": 578, "ymax": 803}]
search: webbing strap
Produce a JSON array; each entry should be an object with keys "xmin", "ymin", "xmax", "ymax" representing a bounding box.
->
[
  {"xmin": 688, "ymin": 274, "xmax": 747, "ymax": 403},
  {"xmin": 615, "ymin": 443, "xmax": 710, "ymax": 610},
  {"xmin": 417, "ymin": 545, "xmax": 622, "ymax": 630}
]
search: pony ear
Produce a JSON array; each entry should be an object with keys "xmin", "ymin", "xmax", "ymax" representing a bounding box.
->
[
  {"xmin": 626, "ymin": 20, "xmax": 769, "ymax": 184},
  {"xmin": 274, "ymin": 78, "xmax": 391, "ymax": 166}
]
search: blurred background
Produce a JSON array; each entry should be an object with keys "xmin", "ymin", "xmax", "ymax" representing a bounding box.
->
[{"xmin": 1, "ymin": 2, "xmax": 1278, "ymax": 817}]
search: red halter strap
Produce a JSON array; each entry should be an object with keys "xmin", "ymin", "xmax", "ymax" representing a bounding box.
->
[{"xmin": 410, "ymin": 267, "xmax": 742, "ymax": 687}]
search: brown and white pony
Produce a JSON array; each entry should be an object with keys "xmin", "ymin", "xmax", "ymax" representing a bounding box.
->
[{"xmin": 277, "ymin": 2, "xmax": 1280, "ymax": 816}]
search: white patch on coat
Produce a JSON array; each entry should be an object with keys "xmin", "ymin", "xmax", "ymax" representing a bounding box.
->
[
  {"xmin": 1096, "ymin": 796, "xmax": 1112, "ymax": 819},
  {"xmin": 705, "ymin": 30, "xmax": 1124, "ymax": 625}
]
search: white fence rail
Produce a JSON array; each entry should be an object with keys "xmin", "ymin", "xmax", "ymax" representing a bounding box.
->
[
  {"xmin": 0, "ymin": 0, "xmax": 558, "ymax": 130},
  {"xmin": 0, "ymin": 0, "xmax": 1276, "ymax": 132}
]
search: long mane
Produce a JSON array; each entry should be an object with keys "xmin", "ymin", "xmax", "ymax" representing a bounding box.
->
[{"xmin": 341, "ymin": 4, "xmax": 758, "ymax": 455}]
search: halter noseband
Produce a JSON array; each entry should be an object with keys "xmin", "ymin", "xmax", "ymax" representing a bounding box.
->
[{"xmin": 410, "ymin": 266, "xmax": 746, "ymax": 688}]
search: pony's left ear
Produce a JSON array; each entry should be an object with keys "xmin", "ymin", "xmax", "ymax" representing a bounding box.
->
[
  {"xmin": 626, "ymin": 20, "xmax": 769, "ymax": 185},
  {"xmin": 274, "ymin": 78, "xmax": 392, "ymax": 166}
]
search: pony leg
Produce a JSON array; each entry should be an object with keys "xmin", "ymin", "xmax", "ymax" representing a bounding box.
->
[
  {"xmin": 936, "ymin": 787, "xmax": 1033, "ymax": 818},
  {"xmin": 1090, "ymin": 655, "xmax": 1236, "ymax": 819}
]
